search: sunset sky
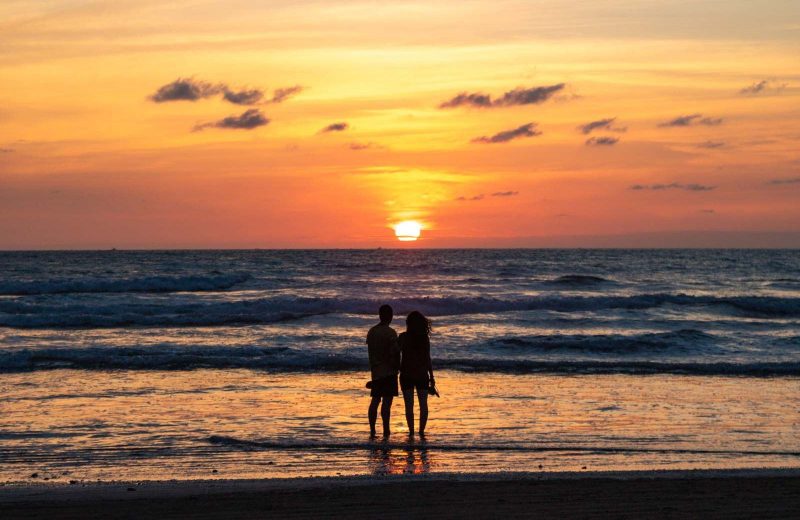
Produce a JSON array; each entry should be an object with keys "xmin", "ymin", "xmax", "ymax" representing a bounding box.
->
[{"xmin": 1, "ymin": 0, "xmax": 798, "ymax": 248}]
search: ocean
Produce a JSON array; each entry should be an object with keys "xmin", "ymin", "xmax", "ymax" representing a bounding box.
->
[{"xmin": 1, "ymin": 249, "xmax": 799, "ymax": 482}]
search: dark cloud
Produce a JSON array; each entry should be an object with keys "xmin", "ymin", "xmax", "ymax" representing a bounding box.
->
[
  {"xmin": 630, "ymin": 183, "xmax": 715, "ymax": 191},
  {"xmin": 193, "ymin": 109, "xmax": 269, "ymax": 131},
  {"xmin": 658, "ymin": 114, "xmax": 723, "ymax": 127},
  {"xmin": 739, "ymin": 80, "xmax": 786, "ymax": 95},
  {"xmin": 472, "ymin": 123, "xmax": 541, "ymax": 144},
  {"xmin": 697, "ymin": 140, "xmax": 726, "ymax": 149},
  {"xmin": 348, "ymin": 142, "xmax": 380, "ymax": 150},
  {"xmin": 585, "ymin": 136, "xmax": 619, "ymax": 146},
  {"xmin": 0, "ymin": 148, "xmax": 13, "ymax": 153},
  {"xmin": 767, "ymin": 177, "xmax": 800, "ymax": 185},
  {"xmin": 740, "ymin": 80, "xmax": 769, "ymax": 95},
  {"xmin": 150, "ymin": 78, "xmax": 224, "ymax": 102},
  {"xmin": 493, "ymin": 84, "xmax": 565, "ymax": 106},
  {"xmin": 223, "ymin": 88, "xmax": 264, "ymax": 105},
  {"xmin": 270, "ymin": 85, "xmax": 303, "ymax": 103},
  {"xmin": 457, "ymin": 191, "xmax": 519, "ymax": 201},
  {"xmin": 578, "ymin": 117, "xmax": 627, "ymax": 135},
  {"xmin": 700, "ymin": 209, "xmax": 716, "ymax": 214},
  {"xmin": 439, "ymin": 92, "xmax": 492, "ymax": 109},
  {"xmin": 439, "ymin": 84, "xmax": 565, "ymax": 109},
  {"xmin": 151, "ymin": 79, "xmax": 302, "ymax": 105},
  {"xmin": 320, "ymin": 122, "xmax": 349, "ymax": 133},
  {"xmin": 456, "ymin": 194, "xmax": 486, "ymax": 201}
]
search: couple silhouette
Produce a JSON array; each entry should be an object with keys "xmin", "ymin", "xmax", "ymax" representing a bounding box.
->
[{"xmin": 366, "ymin": 304, "xmax": 436, "ymax": 438}]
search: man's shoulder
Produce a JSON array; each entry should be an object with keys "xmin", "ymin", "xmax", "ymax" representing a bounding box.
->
[{"xmin": 368, "ymin": 323, "xmax": 397, "ymax": 336}]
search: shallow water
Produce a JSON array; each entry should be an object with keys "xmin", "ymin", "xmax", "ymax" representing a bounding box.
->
[{"xmin": 1, "ymin": 370, "xmax": 798, "ymax": 483}]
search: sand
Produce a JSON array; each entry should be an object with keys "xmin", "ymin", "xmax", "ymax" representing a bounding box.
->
[{"xmin": 2, "ymin": 470, "xmax": 800, "ymax": 519}]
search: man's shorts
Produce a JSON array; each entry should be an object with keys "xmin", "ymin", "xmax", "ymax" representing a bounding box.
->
[{"xmin": 370, "ymin": 374, "xmax": 399, "ymax": 398}]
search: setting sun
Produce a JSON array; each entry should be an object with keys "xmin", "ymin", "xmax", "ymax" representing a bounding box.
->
[{"xmin": 394, "ymin": 221, "xmax": 422, "ymax": 241}]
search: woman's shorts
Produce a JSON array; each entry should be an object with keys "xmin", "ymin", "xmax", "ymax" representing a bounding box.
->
[
  {"xmin": 400, "ymin": 374, "xmax": 429, "ymax": 395},
  {"xmin": 370, "ymin": 374, "xmax": 398, "ymax": 398}
]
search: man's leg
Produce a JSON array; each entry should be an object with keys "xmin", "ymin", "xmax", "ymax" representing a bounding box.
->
[
  {"xmin": 417, "ymin": 387, "xmax": 429, "ymax": 435},
  {"xmin": 403, "ymin": 388, "xmax": 415, "ymax": 435},
  {"xmin": 368, "ymin": 396, "xmax": 381, "ymax": 436},
  {"xmin": 381, "ymin": 395, "xmax": 394, "ymax": 436}
]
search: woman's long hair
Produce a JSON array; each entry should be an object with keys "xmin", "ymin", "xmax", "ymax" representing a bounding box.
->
[{"xmin": 405, "ymin": 310, "xmax": 431, "ymax": 337}]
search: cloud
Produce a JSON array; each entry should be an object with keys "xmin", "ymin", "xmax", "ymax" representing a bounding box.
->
[
  {"xmin": 456, "ymin": 191, "xmax": 519, "ymax": 201},
  {"xmin": 767, "ymin": 177, "xmax": 800, "ymax": 185},
  {"xmin": 193, "ymin": 109, "xmax": 269, "ymax": 131},
  {"xmin": 697, "ymin": 140, "xmax": 726, "ymax": 149},
  {"xmin": 585, "ymin": 136, "xmax": 619, "ymax": 146},
  {"xmin": 658, "ymin": 114, "xmax": 723, "ymax": 127},
  {"xmin": 740, "ymin": 80, "xmax": 786, "ymax": 95},
  {"xmin": 222, "ymin": 88, "xmax": 264, "ymax": 105},
  {"xmin": 439, "ymin": 84, "xmax": 565, "ymax": 109},
  {"xmin": 151, "ymin": 79, "xmax": 302, "ymax": 105},
  {"xmin": 578, "ymin": 117, "xmax": 626, "ymax": 135},
  {"xmin": 630, "ymin": 183, "xmax": 715, "ymax": 191},
  {"xmin": 0, "ymin": 148, "xmax": 13, "ymax": 153},
  {"xmin": 439, "ymin": 92, "xmax": 492, "ymax": 109},
  {"xmin": 472, "ymin": 123, "xmax": 541, "ymax": 144},
  {"xmin": 348, "ymin": 142, "xmax": 381, "ymax": 150},
  {"xmin": 150, "ymin": 78, "xmax": 224, "ymax": 102},
  {"xmin": 700, "ymin": 209, "xmax": 716, "ymax": 214},
  {"xmin": 270, "ymin": 85, "xmax": 303, "ymax": 103},
  {"xmin": 320, "ymin": 122, "xmax": 349, "ymax": 133},
  {"xmin": 456, "ymin": 194, "xmax": 486, "ymax": 201}
]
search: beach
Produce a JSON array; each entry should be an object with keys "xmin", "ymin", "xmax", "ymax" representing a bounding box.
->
[{"xmin": 3, "ymin": 470, "xmax": 800, "ymax": 519}]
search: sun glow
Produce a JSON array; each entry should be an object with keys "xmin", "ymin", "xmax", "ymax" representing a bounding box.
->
[{"xmin": 394, "ymin": 220, "xmax": 422, "ymax": 241}]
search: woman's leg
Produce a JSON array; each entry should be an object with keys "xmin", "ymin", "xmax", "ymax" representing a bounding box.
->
[
  {"xmin": 417, "ymin": 386, "xmax": 429, "ymax": 435},
  {"xmin": 380, "ymin": 395, "xmax": 394, "ymax": 436},
  {"xmin": 402, "ymin": 387, "xmax": 415, "ymax": 435}
]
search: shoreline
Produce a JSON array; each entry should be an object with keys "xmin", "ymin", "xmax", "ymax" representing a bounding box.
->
[{"xmin": 3, "ymin": 468, "xmax": 800, "ymax": 519}]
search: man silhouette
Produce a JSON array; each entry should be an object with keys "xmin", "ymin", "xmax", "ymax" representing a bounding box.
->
[{"xmin": 366, "ymin": 304, "xmax": 400, "ymax": 437}]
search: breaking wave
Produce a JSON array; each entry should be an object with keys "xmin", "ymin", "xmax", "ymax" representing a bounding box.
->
[
  {"xmin": 0, "ymin": 273, "xmax": 250, "ymax": 295},
  {"xmin": 2, "ymin": 293, "xmax": 800, "ymax": 328}
]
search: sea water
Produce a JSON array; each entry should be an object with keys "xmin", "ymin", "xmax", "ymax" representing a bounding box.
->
[{"xmin": 1, "ymin": 249, "xmax": 799, "ymax": 482}]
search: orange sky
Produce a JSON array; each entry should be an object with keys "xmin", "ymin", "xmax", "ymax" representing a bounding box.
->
[{"xmin": 1, "ymin": 0, "xmax": 799, "ymax": 248}]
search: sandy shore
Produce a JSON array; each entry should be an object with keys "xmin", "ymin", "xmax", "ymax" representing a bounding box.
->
[{"xmin": 2, "ymin": 469, "xmax": 800, "ymax": 519}]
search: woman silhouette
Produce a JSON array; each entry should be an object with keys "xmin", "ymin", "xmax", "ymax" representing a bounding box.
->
[{"xmin": 399, "ymin": 311, "xmax": 435, "ymax": 436}]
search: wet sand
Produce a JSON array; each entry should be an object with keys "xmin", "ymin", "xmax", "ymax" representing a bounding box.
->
[{"xmin": 2, "ymin": 470, "xmax": 800, "ymax": 519}]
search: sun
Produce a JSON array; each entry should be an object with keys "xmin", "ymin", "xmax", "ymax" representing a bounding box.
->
[{"xmin": 394, "ymin": 220, "xmax": 422, "ymax": 241}]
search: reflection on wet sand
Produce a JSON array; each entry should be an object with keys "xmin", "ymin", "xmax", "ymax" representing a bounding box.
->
[{"xmin": 369, "ymin": 439, "xmax": 432, "ymax": 475}]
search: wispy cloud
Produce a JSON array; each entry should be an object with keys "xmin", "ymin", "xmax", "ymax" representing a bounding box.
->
[
  {"xmin": 658, "ymin": 114, "xmax": 723, "ymax": 127},
  {"xmin": 456, "ymin": 194, "xmax": 485, "ymax": 201},
  {"xmin": 766, "ymin": 177, "xmax": 800, "ymax": 185},
  {"xmin": 630, "ymin": 182, "xmax": 716, "ymax": 191},
  {"xmin": 0, "ymin": 148, "xmax": 14, "ymax": 153},
  {"xmin": 472, "ymin": 123, "xmax": 541, "ymax": 144},
  {"xmin": 578, "ymin": 117, "xmax": 626, "ymax": 135},
  {"xmin": 319, "ymin": 122, "xmax": 349, "ymax": 133},
  {"xmin": 151, "ymin": 79, "xmax": 302, "ymax": 105},
  {"xmin": 739, "ymin": 80, "xmax": 787, "ymax": 95},
  {"xmin": 697, "ymin": 140, "xmax": 726, "ymax": 149},
  {"xmin": 585, "ymin": 136, "xmax": 619, "ymax": 146},
  {"xmin": 150, "ymin": 78, "xmax": 224, "ymax": 102},
  {"xmin": 270, "ymin": 85, "xmax": 303, "ymax": 104},
  {"xmin": 348, "ymin": 142, "xmax": 381, "ymax": 150},
  {"xmin": 222, "ymin": 88, "xmax": 264, "ymax": 105},
  {"xmin": 439, "ymin": 84, "xmax": 565, "ymax": 109},
  {"xmin": 700, "ymin": 209, "xmax": 716, "ymax": 214},
  {"xmin": 193, "ymin": 109, "xmax": 269, "ymax": 131},
  {"xmin": 456, "ymin": 191, "xmax": 519, "ymax": 201}
]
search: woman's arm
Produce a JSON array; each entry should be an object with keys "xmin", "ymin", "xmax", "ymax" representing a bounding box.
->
[{"xmin": 426, "ymin": 337, "xmax": 434, "ymax": 382}]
